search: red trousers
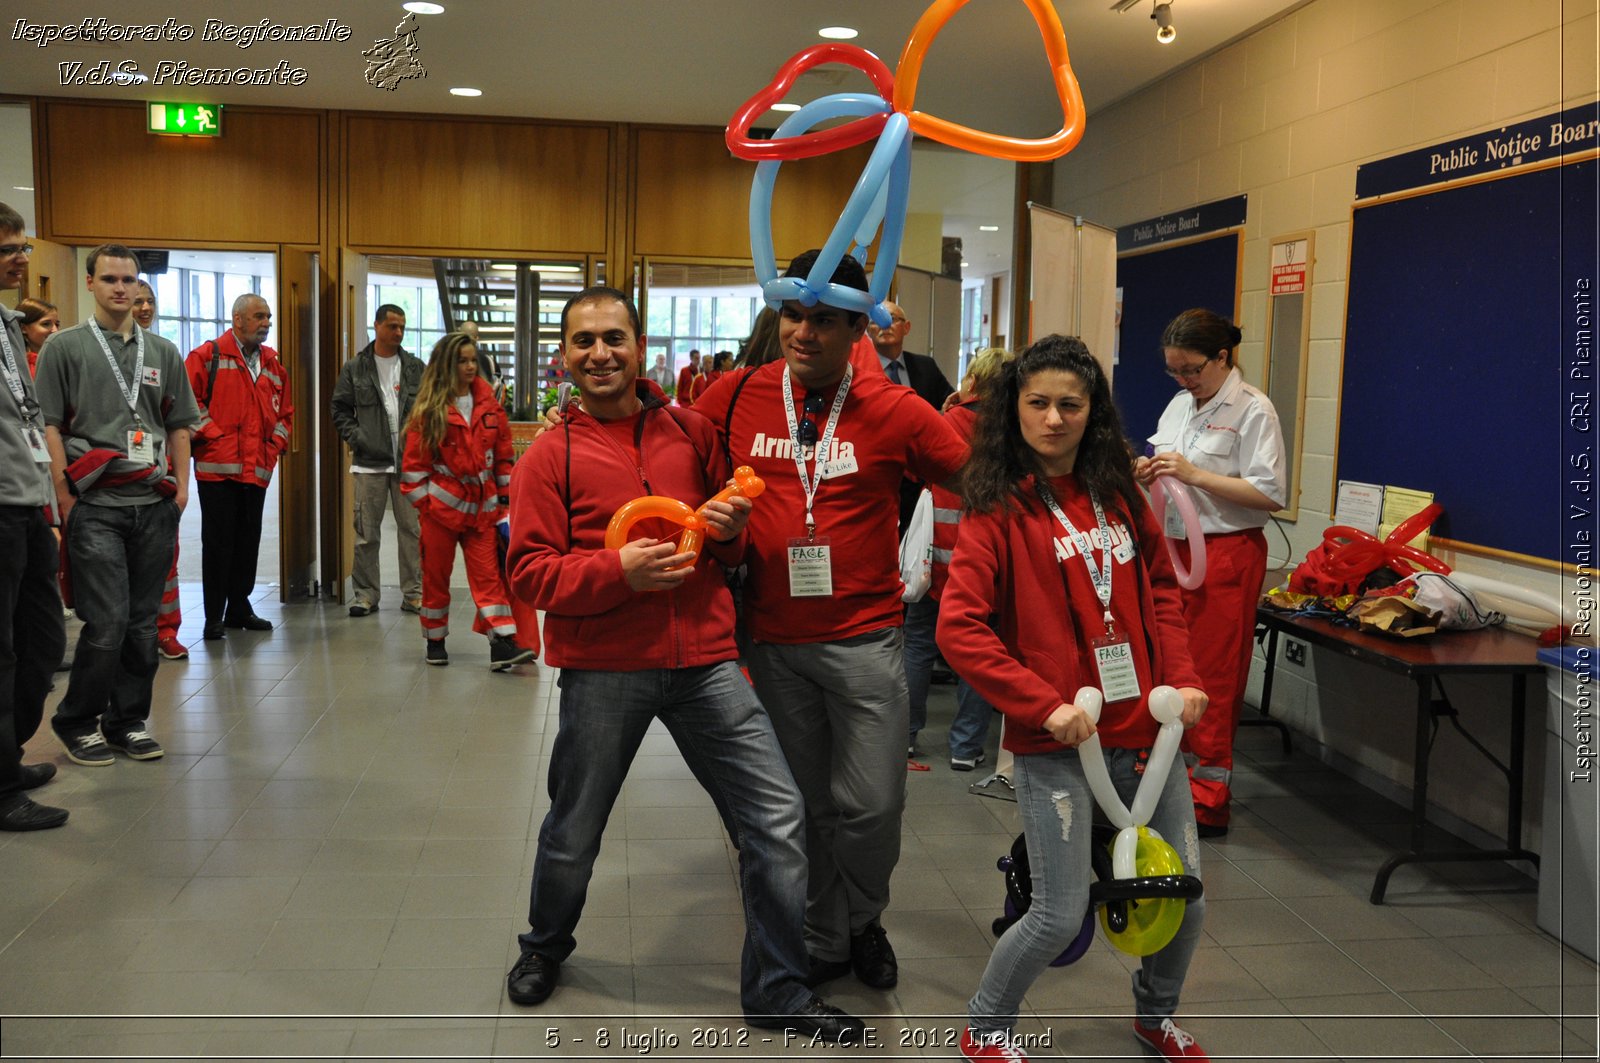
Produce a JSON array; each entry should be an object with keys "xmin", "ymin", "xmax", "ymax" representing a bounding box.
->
[
  {"xmin": 1178, "ymin": 528, "xmax": 1268, "ymax": 828},
  {"xmin": 417, "ymin": 517, "xmax": 538, "ymax": 651},
  {"xmin": 157, "ymin": 548, "xmax": 180, "ymax": 639}
]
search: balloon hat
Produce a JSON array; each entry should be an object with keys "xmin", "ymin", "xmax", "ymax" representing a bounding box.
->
[{"xmin": 726, "ymin": 0, "xmax": 1087, "ymax": 327}]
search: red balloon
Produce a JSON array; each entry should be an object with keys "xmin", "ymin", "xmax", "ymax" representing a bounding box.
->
[
  {"xmin": 1384, "ymin": 502, "xmax": 1444, "ymax": 548},
  {"xmin": 726, "ymin": 44, "xmax": 896, "ymax": 161}
]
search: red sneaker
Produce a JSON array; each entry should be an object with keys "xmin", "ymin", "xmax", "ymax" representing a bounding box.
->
[
  {"xmin": 1133, "ymin": 1018, "xmax": 1209, "ymax": 1060},
  {"xmin": 960, "ymin": 1028, "xmax": 1029, "ymax": 1061},
  {"xmin": 157, "ymin": 636, "xmax": 189, "ymax": 660}
]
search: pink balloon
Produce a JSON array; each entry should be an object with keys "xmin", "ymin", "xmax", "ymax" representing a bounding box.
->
[{"xmin": 1149, "ymin": 477, "xmax": 1207, "ymax": 589}]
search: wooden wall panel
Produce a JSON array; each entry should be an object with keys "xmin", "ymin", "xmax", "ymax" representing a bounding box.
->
[
  {"xmin": 39, "ymin": 101, "xmax": 321, "ymax": 245},
  {"xmin": 632, "ymin": 128, "xmax": 875, "ymax": 262},
  {"xmin": 344, "ymin": 116, "xmax": 610, "ymax": 253}
]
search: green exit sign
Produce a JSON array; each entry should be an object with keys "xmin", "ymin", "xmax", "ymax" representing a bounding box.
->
[{"xmin": 147, "ymin": 102, "xmax": 222, "ymax": 137}]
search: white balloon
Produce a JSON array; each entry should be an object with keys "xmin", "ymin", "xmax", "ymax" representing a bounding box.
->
[
  {"xmin": 1075, "ymin": 686, "xmax": 1103, "ymax": 724},
  {"xmin": 1111, "ymin": 825, "xmax": 1139, "ymax": 881},
  {"xmin": 1130, "ymin": 721, "xmax": 1184, "ymax": 826},
  {"xmin": 1147, "ymin": 685, "xmax": 1183, "ymax": 724}
]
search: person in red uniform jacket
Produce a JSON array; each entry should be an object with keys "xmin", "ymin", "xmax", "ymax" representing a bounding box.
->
[
  {"xmin": 401, "ymin": 332, "xmax": 535, "ymax": 671},
  {"xmin": 675, "ymin": 349, "xmax": 705, "ymax": 407},
  {"xmin": 185, "ymin": 294, "xmax": 293, "ymax": 642},
  {"xmin": 937, "ymin": 336, "xmax": 1213, "ymax": 1063}
]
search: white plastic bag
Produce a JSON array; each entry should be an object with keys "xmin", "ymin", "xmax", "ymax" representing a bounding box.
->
[
  {"xmin": 1402, "ymin": 572, "xmax": 1505, "ymax": 630},
  {"xmin": 899, "ymin": 488, "xmax": 934, "ymax": 603}
]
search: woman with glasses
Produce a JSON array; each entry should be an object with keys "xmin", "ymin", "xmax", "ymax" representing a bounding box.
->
[{"xmin": 1133, "ymin": 308, "xmax": 1286, "ymax": 838}]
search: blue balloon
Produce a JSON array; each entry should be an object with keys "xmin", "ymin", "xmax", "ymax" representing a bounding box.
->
[{"xmin": 748, "ymin": 93, "xmax": 912, "ymax": 327}]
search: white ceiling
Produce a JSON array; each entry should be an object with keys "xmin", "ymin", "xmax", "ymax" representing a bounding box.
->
[{"xmin": 0, "ymin": 0, "xmax": 1308, "ymax": 275}]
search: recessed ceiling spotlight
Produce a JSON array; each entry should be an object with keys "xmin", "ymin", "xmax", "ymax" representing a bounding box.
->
[
  {"xmin": 978, "ymin": 224, "xmax": 1000, "ymax": 232},
  {"xmin": 818, "ymin": 26, "xmax": 858, "ymax": 40},
  {"xmin": 450, "ymin": 87, "xmax": 483, "ymax": 97},
  {"xmin": 403, "ymin": 2, "xmax": 445, "ymax": 14},
  {"xmin": 13, "ymin": 185, "xmax": 34, "ymax": 192},
  {"xmin": 771, "ymin": 102, "xmax": 802, "ymax": 112},
  {"xmin": 960, "ymin": 261, "xmax": 970, "ymax": 268}
]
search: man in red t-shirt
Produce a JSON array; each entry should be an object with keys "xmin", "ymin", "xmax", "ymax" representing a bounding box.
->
[
  {"xmin": 674, "ymin": 348, "xmax": 704, "ymax": 407},
  {"xmin": 695, "ymin": 252, "xmax": 968, "ymax": 994}
]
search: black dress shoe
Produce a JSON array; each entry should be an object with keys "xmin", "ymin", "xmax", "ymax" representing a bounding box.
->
[
  {"xmin": 749, "ymin": 996, "xmax": 868, "ymax": 1045},
  {"xmin": 850, "ymin": 921, "xmax": 898, "ymax": 989},
  {"xmin": 0, "ymin": 796, "xmax": 69, "ymax": 831},
  {"xmin": 202, "ymin": 624, "xmax": 226, "ymax": 641},
  {"xmin": 225, "ymin": 614, "xmax": 273, "ymax": 631},
  {"xmin": 506, "ymin": 951, "xmax": 560, "ymax": 1005},
  {"xmin": 802, "ymin": 954, "xmax": 851, "ymax": 988},
  {"xmin": 19, "ymin": 763, "xmax": 56, "ymax": 790}
]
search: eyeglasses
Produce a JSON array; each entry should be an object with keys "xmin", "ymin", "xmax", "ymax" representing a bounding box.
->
[
  {"xmin": 1165, "ymin": 359, "xmax": 1212, "ymax": 381},
  {"xmin": 0, "ymin": 243, "xmax": 33, "ymax": 259},
  {"xmin": 796, "ymin": 391, "xmax": 826, "ymax": 445}
]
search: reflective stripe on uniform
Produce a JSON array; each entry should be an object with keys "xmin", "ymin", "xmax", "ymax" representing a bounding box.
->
[
  {"xmin": 255, "ymin": 466, "xmax": 271, "ymax": 482},
  {"xmin": 425, "ymin": 483, "xmax": 477, "ymax": 514},
  {"xmin": 479, "ymin": 604, "xmax": 513, "ymax": 620},
  {"xmin": 400, "ymin": 470, "xmax": 429, "ymax": 483},
  {"xmin": 421, "ymin": 606, "xmax": 450, "ymax": 620},
  {"xmin": 1191, "ymin": 765, "xmax": 1231, "ymax": 783},
  {"xmin": 195, "ymin": 462, "xmax": 245, "ymax": 474},
  {"xmin": 932, "ymin": 546, "xmax": 954, "ymax": 564},
  {"xmin": 933, "ymin": 506, "xmax": 962, "ymax": 523},
  {"xmin": 261, "ymin": 369, "xmax": 283, "ymax": 387}
]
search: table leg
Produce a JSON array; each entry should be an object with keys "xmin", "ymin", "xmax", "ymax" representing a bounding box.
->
[
  {"xmin": 1242, "ymin": 625, "xmax": 1292, "ymax": 753},
  {"xmin": 1370, "ymin": 673, "xmax": 1540, "ymax": 904}
]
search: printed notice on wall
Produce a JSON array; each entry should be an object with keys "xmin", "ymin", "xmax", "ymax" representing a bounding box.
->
[{"xmin": 1334, "ymin": 481, "xmax": 1384, "ymax": 536}]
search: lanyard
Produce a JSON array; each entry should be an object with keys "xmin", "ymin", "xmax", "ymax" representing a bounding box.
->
[
  {"xmin": 1038, "ymin": 479, "xmax": 1116, "ymax": 631},
  {"xmin": 781, "ymin": 363, "xmax": 851, "ymax": 539},
  {"xmin": 0, "ymin": 322, "xmax": 39, "ymax": 422},
  {"xmin": 88, "ymin": 319, "xmax": 147, "ymax": 424}
]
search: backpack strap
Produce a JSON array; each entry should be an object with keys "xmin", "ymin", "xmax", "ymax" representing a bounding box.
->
[{"xmin": 719, "ymin": 367, "xmax": 759, "ymax": 471}]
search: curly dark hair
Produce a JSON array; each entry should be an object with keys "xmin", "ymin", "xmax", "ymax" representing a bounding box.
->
[{"xmin": 961, "ymin": 334, "xmax": 1139, "ymax": 516}]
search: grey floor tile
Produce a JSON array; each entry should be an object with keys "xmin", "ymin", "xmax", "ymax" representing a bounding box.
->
[
  {"xmin": 282, "ymin": 873, "xmax": 411, "ymax": 919},
  {"xmin": 251, "ymin": 917, "xmax": 396, "ymax": 970},
  {"xmin": 1224, "ymin": 940, "xmax": 1391, "ymax": 998}
]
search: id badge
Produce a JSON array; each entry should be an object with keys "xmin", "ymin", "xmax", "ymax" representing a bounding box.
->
[
  {"xmin": 1092, "ymin": 631, "xmax": 1142, "ymax": 703},
  {"xmin": 127, "ymin": 427, "xmax": 155, "ymax": 464},
  {"xmin": 787, "ymin": 536, "xmax": 833, "ymax": 597},
  {"xmin": 1163, "ymin": 501, "xmax": 1187, "ymax": 540},
  {"xmin": 22, "ymin": 423, "xmax": 48, "ymax": 462}
]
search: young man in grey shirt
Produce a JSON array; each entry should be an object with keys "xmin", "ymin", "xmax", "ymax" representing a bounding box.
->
[{"xmin": 35, "ymin": 244, "xmax": 200, "ymax": 767}]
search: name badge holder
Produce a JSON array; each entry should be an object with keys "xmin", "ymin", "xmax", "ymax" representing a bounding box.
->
[
  {"xmin": 1039, "ymin": 482, "xmax": 1141, "ymax": 704},
  {"xmin": 0, "ymin": 325, "xmax": 48, "ymax": 462},
  {"xmin": 782, "ymin": 364, "xmax": 851, "ymax": 598},
  {"xmin": 88, "ymin": 320, "xmax": 156, "ymax": 466}
]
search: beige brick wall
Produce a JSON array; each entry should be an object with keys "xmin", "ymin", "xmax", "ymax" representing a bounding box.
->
[{"xmin": 1050, "ymin": 0, "xmax": 1597, "ymax": 840}]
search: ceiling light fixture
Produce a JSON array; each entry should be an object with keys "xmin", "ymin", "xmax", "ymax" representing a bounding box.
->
[
  {"xmin": 771, "ymin": 102, "xmax": 801, "ymax": 112},
  {"xmin": 13, "ymin": 186, "xmax": 34, "ymax": 192},
  {"xmin": 978, "ymin": 224, "xmax": 1000, "ymax": 232},
  {"xmin": 403, "ymin": 2, "xmax": 445, "ymax": 14},
  {"xmin": 1154, "ymin": 2, "xmax": 1176, "ymax": 44},
  {"xmin": 818, "ymin": 27, "xmax": 858, "ymax": 40},
  {"xmin": 450, "ymin": 87, "xmax": 482, "ymax": 97}
]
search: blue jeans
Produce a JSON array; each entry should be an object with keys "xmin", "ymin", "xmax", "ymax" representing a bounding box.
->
[
  {"xmin": 903, "ymin": 596, "xmax": 938, "ymax": 745},
  {"xmin": 948, "ymin": 677, "xmax": 996, "ymax": 761},
  {"xmin": 519, "ymin": 662, "xmax": 812, "ymax": 1018},
  {"xmin": 52, "ymin": 499, "xmax": 178, "ymax": 740},
  {"xmin": 969, "ymin": 743, "xmax": 1206, "ymax": 1036}
]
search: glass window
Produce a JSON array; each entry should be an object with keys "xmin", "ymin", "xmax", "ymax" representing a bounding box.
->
[
  {"xmin": 221, "ymin": 273, "xmax": 254, "ymax": 316},
  {"xmin": 189, "ymin": 269, "xmax": 217, "ymax": 321}
]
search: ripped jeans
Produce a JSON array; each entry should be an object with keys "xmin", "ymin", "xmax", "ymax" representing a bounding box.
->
[{"xmin": 968, "ymin": 743, "xmax": 1206, "ymax": 1036}]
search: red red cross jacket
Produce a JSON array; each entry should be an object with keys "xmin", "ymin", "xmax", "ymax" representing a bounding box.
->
[
  {"xmin": 185, "ymin": 331, "xmax": 293, "ymax": 487},
  {"xmin": 400, "ymin": 376, "xmax": 514, "ymax": 530}
]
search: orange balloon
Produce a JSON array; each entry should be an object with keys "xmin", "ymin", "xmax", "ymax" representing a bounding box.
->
[
  {"xmin": 603, "ymin": 466, "xmax": 767, "ymax": 570},
  {"xmin": 893, "ymin": 0, "xmax": 1086, "ymax": 162}
]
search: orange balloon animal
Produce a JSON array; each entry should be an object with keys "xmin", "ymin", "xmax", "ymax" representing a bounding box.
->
[{"xmin": 604, "ymin": 466, "xmax": 766, "ymax": 568}]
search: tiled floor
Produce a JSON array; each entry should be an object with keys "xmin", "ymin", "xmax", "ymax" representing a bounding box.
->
[{"xmin": 2, "ymin": 585, "xmax": 1597, "ymax": 1061}]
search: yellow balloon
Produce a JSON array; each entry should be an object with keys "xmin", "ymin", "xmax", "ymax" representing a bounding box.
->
[{"xmin": 1100, "ymin": 826, "xmax": 1187, "ymax": 956}]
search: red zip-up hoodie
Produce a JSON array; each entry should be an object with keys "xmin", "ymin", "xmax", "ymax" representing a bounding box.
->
[
  {"xmin": 937, "ymin": 474, "xmax": 1201, "ymax": 755},
  {"xmin": 505, "ymin": 385, "xmax": 744, "ymax": 671}
]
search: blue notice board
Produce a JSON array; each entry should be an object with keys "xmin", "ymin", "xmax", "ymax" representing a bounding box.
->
[
  {"xmin": 1114, "ymin": 232, "xmax": 1241, "ymax": 445},
  {"xmin": 1336, "ymin": 157, "xmax": 1596, "ymax": 563}
]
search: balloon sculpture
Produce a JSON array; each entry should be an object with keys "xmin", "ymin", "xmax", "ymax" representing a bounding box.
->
[
  {"xmin": 1312, "ymin": 502, "xmax": 1451, "ymax": 589},
  {"xmin": 726, "ymin": 0, "xmax": 1087, "ymax": 327},
  {"xmin": 992, "ymin": 685, "xmax": 1203, "ymax": 965},
  {"xmin": 1148, "ymin": 476, "xmax": 1207, "ymax": 589},
  {"xmin": 604, "ymin": 467, "xmax": 766, "ymax": 577}
]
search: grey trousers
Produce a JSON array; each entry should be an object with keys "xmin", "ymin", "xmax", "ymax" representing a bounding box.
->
[
  {"xmin": 747, "ymin": 627, "xmax": 908, "ymax": 961},
  {"xmin": 350, "ymin": 471, "xmax": 421, "ymax": 607}
]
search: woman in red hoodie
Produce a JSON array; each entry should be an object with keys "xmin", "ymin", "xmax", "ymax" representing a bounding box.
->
[
  {"xmin": 936, "ymin": 336, "xmax": 1212, "ymax": 1063},
  {"xmin": 402, "ymin": 332, "xmax": 536, "ymax": 670}
]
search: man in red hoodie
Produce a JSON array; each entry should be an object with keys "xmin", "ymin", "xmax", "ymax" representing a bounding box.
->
[{"xmin": 502, "ymin": 287, "xmax": 865, "ymax": 1045}]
